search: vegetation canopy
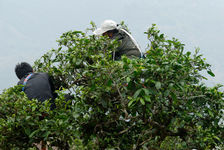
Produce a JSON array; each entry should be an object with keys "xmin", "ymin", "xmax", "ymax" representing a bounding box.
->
[{"xmin": 0, "ymin": 22, "xmax": 223, "ymax": 149}]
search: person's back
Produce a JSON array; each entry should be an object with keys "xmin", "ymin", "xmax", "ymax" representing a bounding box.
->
[
  {"xmin": 15, "ymin": 62, "xmax": 57, "ymax": 149},
  {"xmin": 17, "ymin": 72, "xmax": 54, "ymax": 102},
  {"xmin": 112, "ymin": 28, "xmax": 141, "ymax": 60},
  {"xmin": 15, "ymin": 62, "xmax": 55, "ymax": 103}
]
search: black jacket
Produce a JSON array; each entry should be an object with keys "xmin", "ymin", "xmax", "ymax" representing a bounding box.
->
[{"xmin": 18, "ymin": 72, "xmax": 55, "ymax": 103}]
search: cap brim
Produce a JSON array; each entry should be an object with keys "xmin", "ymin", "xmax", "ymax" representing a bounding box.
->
[{"xmin": 93, "ymin": 28, "xmax": 107, "ymax": 35}]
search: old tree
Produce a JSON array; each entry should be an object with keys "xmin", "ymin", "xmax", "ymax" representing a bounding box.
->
[{"xmin": 0, "ymin": 23, "xmax": 223, "ymax": 149}]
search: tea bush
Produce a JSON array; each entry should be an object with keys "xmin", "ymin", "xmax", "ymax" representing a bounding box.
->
[{"xmin": 0, "ymin": 23, "xmax": 223, "ymax": 149}]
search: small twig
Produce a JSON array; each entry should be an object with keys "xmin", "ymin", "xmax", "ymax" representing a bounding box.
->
[{"xmin": 118, "ymin": 124, "xmax": 135, "ymax": 135}]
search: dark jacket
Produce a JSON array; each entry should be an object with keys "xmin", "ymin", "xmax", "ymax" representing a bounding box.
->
[
  {"xmin": 18, "ymin": 72, "xmax": 55, "ymax": 103},
  {"xmin": 113, "ymin": 29, "xmax": 142, "ymax": 60}
]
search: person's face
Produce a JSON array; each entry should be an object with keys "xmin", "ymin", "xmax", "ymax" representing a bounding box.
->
[{"xmin": 103, "ymin": 31, "xmax": 113, "ymax": 39}]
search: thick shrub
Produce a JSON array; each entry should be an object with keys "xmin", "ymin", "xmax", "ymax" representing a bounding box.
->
[
  {"xmin": 0, "ymin": 23, "xmax": 223, "ymax": 149},
  {"xmin": 0, "ymin": 86, "xmax": 84, "ymax": 149}
]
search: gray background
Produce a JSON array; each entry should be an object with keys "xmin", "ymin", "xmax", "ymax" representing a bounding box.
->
[{"xmin": 1, "ymin": 0, "xmax": 224, "ymax": 93}]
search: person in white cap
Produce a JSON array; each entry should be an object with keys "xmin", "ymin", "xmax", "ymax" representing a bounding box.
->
[{"xmin": 93, "ymin": 20, "xmax": 142, "ymax": 60}]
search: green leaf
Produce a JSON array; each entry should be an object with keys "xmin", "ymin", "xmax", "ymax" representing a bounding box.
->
[
  {"xmin": 207, "ymin": 70, "xmax": 215, "ymax": 77},
  {"xmin": 140, "ymin": 98, "xmax": 145, "ymax": 105},
  {"xmin": 72, "ymin": 57, "xmax": 76, "ymax": 63},
  {"xmin": 155, "ymin": 82, "xmax": 161, "ymax": 90},
  {"xmin": 43, "ymin": 131, "xmax": 51, "ymax": 140},
  {"xmin": 144, "ymin": 95, "xmax": 151, "ymax": 102},
  {"xmin": 126, "ymin": 77, "xmax": 131, "ymax": 83},
  {"xmin": 32, "ymin": 105, "xmax": 37, "ymax": 112},
  {"xmin": 186, "ymin": 51, "xmax": 191, "ymax": 56},
  {"xmin": 128, "ymin": 99, "xmax": 135, "ymax": 107},
  {"xmin": 170, "ymin": 92, "xmax": 177, "ymax": 101},
  {"xmin": 196, "ymin": 113, "xmax": 203, "ymax": 118},
  {"xmin": 76, "ymin": 59, "xmax": 82, "ymax": 65},
  {"xmin": 142, "ymin": 88, "xmax": 151, "ymax": 95},
  {"xmin": 24, "ymin": 128, "xmax": 31, "ymax": 136},
  {"xmin": 26, "ymin": 116, "xmax": 31, "ymax": 120},
  {"xmin": 133, "ymin": 89, "xmax": 142, "ymax": 98},
  {"xmin": 208, "ymin": 110, "xmax": 214, "ymax": 117},
  {"xmin": 213, "ymin": 135, "xmax": 221, "ymax": 141},
  {"xmin": 164, "ymin": 90, "xmax": 170, "ymax": 97},
  {"xmin": 107, "ymin": 79, "xmax": 112, "ymax": 86},
  {"xmin": 29, "ymin": 130, "xmax": 39, "ymax": 138}
]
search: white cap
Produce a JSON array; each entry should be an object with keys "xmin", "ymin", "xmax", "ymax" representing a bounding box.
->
[{"xmin": 93, "ymin": 20, "xmax": 118, "ymax": 35}]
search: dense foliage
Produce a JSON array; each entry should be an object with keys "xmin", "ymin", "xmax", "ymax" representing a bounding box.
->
[{"xmin": 0, "ymin": 23, "xmax": 223, "ymax": 149}]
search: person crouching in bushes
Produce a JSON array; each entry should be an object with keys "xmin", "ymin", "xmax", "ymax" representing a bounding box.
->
[
  {"xmin": 15, "ymin": 62, "xmax": 56, "ymax": 109},
  {"xmin": 15, "ymin": 62, "xmax": 59, "ymax": 149},
  {"xmin": 93, "ymin": 19, "xmax": 143, "ymax": 60}
]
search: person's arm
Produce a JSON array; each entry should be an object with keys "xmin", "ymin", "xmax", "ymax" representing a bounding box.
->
[{"xmin": 125, "ymin": 49, "xmax": 141, "ymax": 59}]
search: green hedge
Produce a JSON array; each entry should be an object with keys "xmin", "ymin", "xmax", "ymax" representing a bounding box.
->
[{"xmin": 0, "ymin": 23, "xmax": 223, "ymax": 149}]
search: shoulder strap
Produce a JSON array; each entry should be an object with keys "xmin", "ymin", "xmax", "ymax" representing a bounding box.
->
[{"xmin": 22, "ymin": 73, "xmax": 33, "ymax": 91}]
